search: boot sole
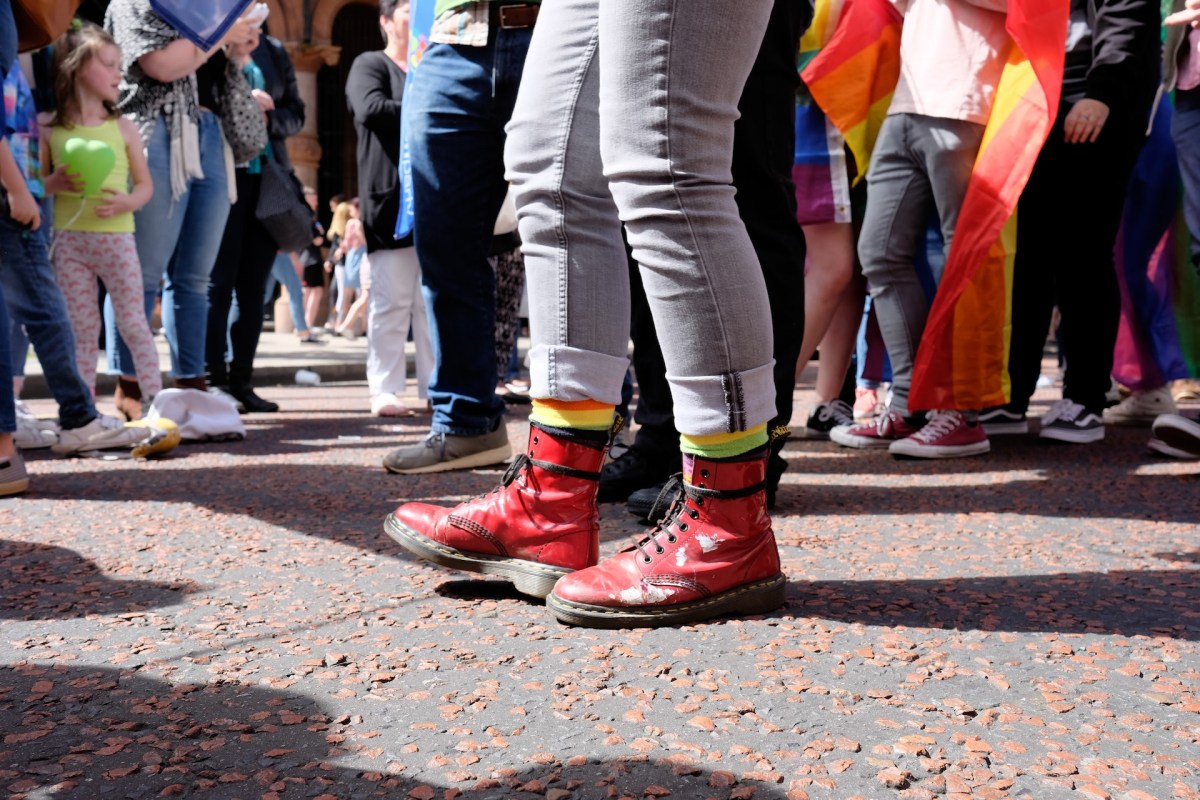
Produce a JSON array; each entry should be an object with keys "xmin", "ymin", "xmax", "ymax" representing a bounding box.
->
[
  {"xmin": 384, "ymin": 513, "xmax": 569, "ymax": 599},
  {"xmin": 546, "ymin": 573, "xmax": 787, "ymax": 629}
]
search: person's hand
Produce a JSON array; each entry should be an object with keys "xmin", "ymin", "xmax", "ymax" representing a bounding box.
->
[
  {"xmin": 252, "ymin": 89, "xmax": 275, "ymax": 113},
  {"xmin": 220, "ymin": 14, "xmax": 257, "ymax": 49},
  {"xmin": 1064, "ymin": 98, "xmax": 1109, "ymax": 144},
  {"xmin": 95, "ymin": 188, "xmax": 137, "ymax": 218},
  {"xmin": 44, "ymin": 165, "xmax": 85, "ymax": 195},
  {"xmin": 8, "ymin": 186, "xmax": 40, "ymax": 230},
  {"xmin": 1165, "ymin": 0, "xmax": 1200, "ymax": 26}
]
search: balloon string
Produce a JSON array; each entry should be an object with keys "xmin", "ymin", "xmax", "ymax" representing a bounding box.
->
[{"xmin": 48, "ymin": 196, "xmax": 91, "ymax": 261}]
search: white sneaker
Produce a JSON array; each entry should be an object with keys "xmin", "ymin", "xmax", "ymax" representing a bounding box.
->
[
  {"xmin": 1104, "ymin": 387, "xmax": 1176, "ymax": 426},
  {"xmin": 1147, "ymin": 435, "xmax": 1197, "ymax": 460},
  {"xmin": 52, "ymin": 415, "xmax": 155, "ymax": 455}
]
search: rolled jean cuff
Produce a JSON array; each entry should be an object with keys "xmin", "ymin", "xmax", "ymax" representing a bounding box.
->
[
  {"xmin": 669, "ymin": 360, "xmax": 777, "ymax": 437},
  {"xmin": 530, "ymin": 344, "xmax": 629, "ymax": 406}
]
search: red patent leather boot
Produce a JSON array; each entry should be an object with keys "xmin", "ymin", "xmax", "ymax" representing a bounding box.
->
[
  {"xmin": 547, "ymin": 448, "xmax": 785, "ymax": 628},
  {"xmin": 384, "ymin": 422, "xmax": 610, "ymax": 598}
]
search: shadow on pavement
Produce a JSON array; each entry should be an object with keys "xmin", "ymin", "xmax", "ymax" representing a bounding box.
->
[
  {"xmin": 0, "ymin": 664, "xmax": 787, "ymax": 799},
  {"xmin": 788, "ymin": 568, "xmax": 1200, "ymax": 640},
  {"xmin": 0, "ymin": 540, "xmax": 194, "ymax": 621}
]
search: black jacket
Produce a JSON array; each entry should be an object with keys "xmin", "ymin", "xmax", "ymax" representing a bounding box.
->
[
  {"xmin": 251, "ymin": 34, "xmax": 305, "ymax": 170},
  {"xmin": 1063, "ymin": 0, "xmax": 1161, "ymax": 130},
  {"xmin": 345, "ymin": 50, "xmax": 410, "ymax": 252}
]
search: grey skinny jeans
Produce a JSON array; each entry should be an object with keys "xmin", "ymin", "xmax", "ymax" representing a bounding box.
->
[
  {"xmin": 505, "ymin": 0, "xmax": 777, "ymax": 437},
  {"xmin": 857, "ymin": 113, "xmax": 985, "ymax": 416}
]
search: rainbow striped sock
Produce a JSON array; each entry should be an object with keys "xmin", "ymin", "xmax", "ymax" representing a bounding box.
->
[
  {"xmin": 679, "ymin": 423, "xmax": 769, "ymax": 460},
  {"xmin": 530, "ymin": 399, "xmax": 616, "ymax": 432}
]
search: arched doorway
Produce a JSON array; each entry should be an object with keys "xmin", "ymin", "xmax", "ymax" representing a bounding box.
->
[{"xmin": 317, "ymin": 3, "xmax": 381, "ymax": 219}]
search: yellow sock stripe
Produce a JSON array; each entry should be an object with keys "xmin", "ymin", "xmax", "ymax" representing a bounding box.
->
[
  {"xmin": 530, "ymin": 399, "xmax": 616, "ymax": 431},
  {"xmin": 679, "ymin": 423, "xmax": 769, "ymax": 459}
]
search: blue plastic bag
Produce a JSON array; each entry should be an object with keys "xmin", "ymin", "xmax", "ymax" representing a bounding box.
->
[{"xmin": 149, "ymin": 0, "xmax": 254, "ymax": 51}]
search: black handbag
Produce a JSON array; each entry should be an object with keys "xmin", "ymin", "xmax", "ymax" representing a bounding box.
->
[
  {"xmin": 218, "ymin": 60, "xmax": 269, "ymax": 164},
  {"xmin": 256, "ymin": 157, "xmax": 314, "ymax": 252}
]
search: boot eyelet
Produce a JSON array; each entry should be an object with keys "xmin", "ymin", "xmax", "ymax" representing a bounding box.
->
[
  {"xmin": 667, "ymin": 535, "xmax": 677, "ymax": 544},
  {"xmin": 701, "ymin": 469, "xmax": 710, "ymax": 478},
  {"xmin": 689, "ymin": 510, "xmax": 699, "ymax": 519},
  {"xmin": 532, "ymin": 436, "xmax": 539, "ymax": 445},
  {"xmin": 695, "ymin": 497, "xmax": 704, "ymax": 506},
  {"xmin": 678, "ymin": 523, "xmax": 689, "ymax": 532},
  {"xmin": 655, "ymin": 546, "xmax": 664, "ymax": 554},
  {"xmin": 643, "ymin": 556, "xmax": 652, "ymax": 563}
]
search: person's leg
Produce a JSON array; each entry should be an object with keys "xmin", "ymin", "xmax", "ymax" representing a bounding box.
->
[
  {"xmin": 94, "ymin": 233, "xmax": 163, "ymax": 398},
  {"xmin": 1006, "ymin": 119, "xmax": 1064, "ymax": 417},
  {"xmin": 0, "ymin": 281, "xmax": 23, "ymax": 495},
  {"xmin": 1056, "ymin": 122, "xmax": 1144, "ymax": 417},
  {"xmin": 226, "ymin": 175, "xmax": 279, "ymax": 407},
  {"xmin": 271, "ymin": 253, "xmax": 310, "ymax": 336},
  {"xmin": 366, "ymin": 248, "xmax": 415, "ymax": 400},
  {"xmin": 0, "ymin": 215, "xmax": 97, "ymax": 429},
  {"xmin": 851, "ymin": 114, "xmax": 936, "ymax": 420},
  {"xmin": 162, "ymin": 112, "xmax": 230, "ymax": 383},
  {"xmin": 406, "ymin": 30, "xmax": 528, "ymax": 441},
  {"xmin": 1173, "ymin": 88, "xmax": 1200, "ymax": 265},
  {"xmin": 110, "ymin": 116, "xmax": 182, "ymax": 381},
  {"xmin": 206, "ymin": 171, "xmax": 249, "ymax": 387},
  {"xmin": 815, "ymin": 276, "xmax": 866, "ymax": 402},
  {"xmin": 51, "ymin": 231, "xmax": 104, "ymax": 395},
  {"xmin": 547, "ymin": 0, "xmax": 784, "ymax": 627}
]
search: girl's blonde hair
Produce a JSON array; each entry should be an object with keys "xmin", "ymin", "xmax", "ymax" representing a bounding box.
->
[
  {"xmin": 329, "ymin": 201, "xmax": 354, "ymax": 240},
  {"xmin": 51, "ymin": 21, "xmax": 120, "ymax": 128}
]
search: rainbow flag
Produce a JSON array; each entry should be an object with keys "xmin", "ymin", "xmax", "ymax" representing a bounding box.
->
[
  {"xmin": 1113, "ymin": 96, "xmax": 1200, "ymax": 391},
  {"xmin": 804, "ymin": 0, "xmax": 1069, "ymax": 411},
  {"xmin": 800, "ymin": 0, "xmax": 901, "ymax": 184}
]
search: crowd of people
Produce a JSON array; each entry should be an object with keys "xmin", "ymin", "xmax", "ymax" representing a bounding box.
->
[{"xmin": 2, "ymin": 0, "xmax": 1199, "ymax": 626}]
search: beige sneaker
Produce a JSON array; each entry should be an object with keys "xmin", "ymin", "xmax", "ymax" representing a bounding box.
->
[
  {"xmin": 1103, "ymin": 387, "xmax": 1177, "ymax": 427},
  {"xmin": 383, "ymin": 425, "xmax": 511, "ymax": 475},
  {"xmin": 0, "ymin": 452, "xmax": 29, "ymax": 496}
]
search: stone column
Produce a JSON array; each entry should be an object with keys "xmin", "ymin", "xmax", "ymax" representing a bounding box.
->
[{"xmin": 283, "ymin": 43, "xmax": 341, "ymax": 190}]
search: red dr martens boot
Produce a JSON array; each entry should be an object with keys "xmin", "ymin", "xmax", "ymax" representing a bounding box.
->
[
  {"xmin": 384, "ymin": 422, "xmax": 610, "ymax": 598},
  {"xmin": 547, "ymin": 449, "xmax": 786, "ymax": 628}
]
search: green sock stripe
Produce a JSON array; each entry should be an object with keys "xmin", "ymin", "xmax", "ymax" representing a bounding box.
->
[{"xmin": 679, "ymin": 428, "xmax": 769, "ymax": 459}]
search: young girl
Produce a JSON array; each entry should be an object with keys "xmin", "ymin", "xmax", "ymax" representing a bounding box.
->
[
  {"xmin": 42, "ymin": 22, "xmax": 161, "ymax": 416},
  {"xmin": 333, "ymin": 217, "xmax": 366, "ymax": 338}
]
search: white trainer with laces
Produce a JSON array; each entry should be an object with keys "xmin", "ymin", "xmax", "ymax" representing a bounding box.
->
[
  {"xmin": 51, "ymin": 415, "xmax": 155, "ymax": 456},
  {"xmin": 1150, "ymin": 414, "xmax": 1200, "ymax": 458},
  {"xmin": 1039, "ymin": 399, "xmax": 1104, "ymax": 444},
  {"xmin": 1103, "ymin": 386, "xmax": 1176, "ymax": 426}
]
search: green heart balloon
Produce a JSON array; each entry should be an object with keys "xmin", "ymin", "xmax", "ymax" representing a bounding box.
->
[{"xmin": 61, "ymin": 137, "xmax": 116, "ymax": 197}]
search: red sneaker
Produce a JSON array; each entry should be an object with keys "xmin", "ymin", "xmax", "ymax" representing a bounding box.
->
[
  {"xmin": 888, "ymin": 410, "xmax": 990, "ymax": 459},
  {"xmin": 384, "ymin": 423, "xmax": 609, "ymax": 598},
  {"xmin": 547, "ymin": 451, "xmax": 786, "ymax": 628},
  {"xmin": 829, "ymin": 408, "xmax": 922, "ymax": 449}
]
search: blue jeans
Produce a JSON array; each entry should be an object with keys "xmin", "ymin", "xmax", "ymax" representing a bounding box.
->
[
  {"xmin": 106, "ymin": 111, "xmax": 230, "ymax": 380},
  {"xmin": 0, "ymin": 278, "xmax": 12, "ymax": 434},
  {"xmin": 0, "ymin": 215, "xmax": 97, "ymax": 428},
  {"xmin": 1174, "ymin": 87, "xmax": 1200, "ymax": 271},
  {"xmin": 408, "ymin": 28, "xmax": 532, "ymax": 436},
  {"xmin": 264, "ymin": 252, "xmax": 308, "ymax": 334}
]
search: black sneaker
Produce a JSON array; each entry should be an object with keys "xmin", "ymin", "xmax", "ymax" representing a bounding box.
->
[
  {"xmin": 801, "ymin": 399, "xmax": 854, "ymax": 439},
  {"xmin": 980, "ymin": 405, "xmax": 1028, "ymax": 435},
  {"xmin": 1039, "ymin": 399, "xmax": 1103, "ymax": 443}
]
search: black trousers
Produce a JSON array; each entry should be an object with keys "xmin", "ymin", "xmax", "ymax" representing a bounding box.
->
[
  {"xmin": 1008, "ymin": 109, "xmax": 1146, "ymax": 414},
  {"xmin": 629, "ymin": 0, "xmax": 810, "ymax": 482},
  {"xmin": 206, "ymin": 169, "xmax": 280, "ymax": 388}
]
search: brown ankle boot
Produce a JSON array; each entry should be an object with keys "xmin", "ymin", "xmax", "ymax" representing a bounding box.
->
[
  {"xmin": 548, "ymin": 448, "xmax": 786, "ymax": 628},
  {"xmin": 384, "ymin": 422, "xmax": 612, "ymax": 598},
  {"xmin": 174, "ymin": 376, "xmax": 207, "ymax": 391},
  {"xmin": 113, "ymin": 377, "xmax": 143, "ymax": 422}
]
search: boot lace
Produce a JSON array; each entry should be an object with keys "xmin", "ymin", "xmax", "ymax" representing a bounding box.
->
[{"xmin": 630, "ymin": 475, "xmax": 694, "ymax": 564}]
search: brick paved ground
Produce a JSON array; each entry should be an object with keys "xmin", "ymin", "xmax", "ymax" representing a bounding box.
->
[{"xmin": 2, "ymin": 374, "xmax": 1198, "ymax": 800}]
